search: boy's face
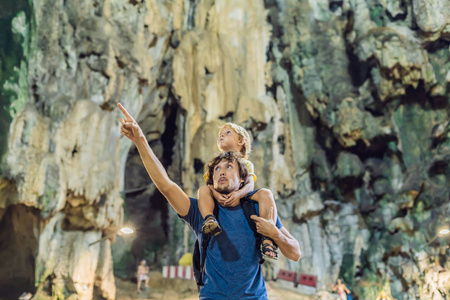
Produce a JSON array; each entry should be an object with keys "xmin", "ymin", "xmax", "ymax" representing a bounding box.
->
[
  {"xmin": 217, "ymin": 126, "xmax": 244, "ymax": 152},
  {"xmin": 212, "ymin": 159, "xmax": 244, "ymax": 194}
]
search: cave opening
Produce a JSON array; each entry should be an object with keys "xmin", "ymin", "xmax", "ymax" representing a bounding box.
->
[
  {"xmin": 116, "ymin": 98, "xmax": 181, "ymax": 276},
  {"xmin": 346, "ymin": 48, "xmax": 371, "ymax": 88},
  {"xmin": 0, "ymin": 204, "xmax": 40, "ymax": 299}
]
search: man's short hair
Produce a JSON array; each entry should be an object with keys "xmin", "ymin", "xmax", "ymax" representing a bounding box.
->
[{"xmin": 205, "ymin": 151, "xmax": 249, "ymax": 186}]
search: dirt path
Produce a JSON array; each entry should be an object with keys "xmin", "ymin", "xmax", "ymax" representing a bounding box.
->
[{"xmin": 116, "ymin": 272, "xmax": 315, "ymax": 300}]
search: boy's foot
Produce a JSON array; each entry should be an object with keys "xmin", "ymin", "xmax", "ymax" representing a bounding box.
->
[
  {"xmin": 261, "ymin": 237, "xmax": 278, "ymax": 260},
  {"xmin": 201, "ymin": 214, "xmax": 222, "ymax": 236}
]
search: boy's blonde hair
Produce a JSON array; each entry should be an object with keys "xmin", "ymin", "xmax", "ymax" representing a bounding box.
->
[{"xmin": 219, "ymin": 123, "xmax": 251, "ymax": 159}]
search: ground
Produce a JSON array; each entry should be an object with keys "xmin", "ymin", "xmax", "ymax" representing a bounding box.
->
[{"xmin": 115, "ymin": 271, "xmax": 316, "ymax": 300}]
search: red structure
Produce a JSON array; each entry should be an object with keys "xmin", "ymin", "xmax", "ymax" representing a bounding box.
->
[
  {"xmin": 297, "ymin": 273, "xmax": 317, "ymax": 287},
  {"xmin": 275, "ymin": 269, "xmax": 297, "ymax": 284}
]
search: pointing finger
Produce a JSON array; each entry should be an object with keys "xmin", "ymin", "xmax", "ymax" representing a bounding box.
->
[{"xmin": 117, "ymin": 103, "xmax": 134, "ymax": 121}]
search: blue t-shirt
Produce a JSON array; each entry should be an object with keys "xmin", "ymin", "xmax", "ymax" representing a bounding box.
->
[{"xmin": 181, "ymin": 197, "xmax": 283, "ymax": 300}]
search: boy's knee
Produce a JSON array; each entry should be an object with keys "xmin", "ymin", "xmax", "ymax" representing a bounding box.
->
[
  {"xmin": 198, "ymin": 185, "xmax": 213, "ymax": 198},
  {"xmin": 255, "ymin": 188, "xmax": 273, "ymax": 200},
  {"xmin": 199, "ymin": 185, "xmax": 210, "ymax": 192}
]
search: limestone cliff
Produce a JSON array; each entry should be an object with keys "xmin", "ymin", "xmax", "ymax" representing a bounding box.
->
[{"xmin": 0, "ymin": 0, "xmax": 448, "ymax": 299}]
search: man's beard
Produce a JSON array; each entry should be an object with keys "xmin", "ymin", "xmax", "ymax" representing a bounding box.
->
[{"xmin": 215, "ymin": 185, "xmax": 234, "ymax": 194}]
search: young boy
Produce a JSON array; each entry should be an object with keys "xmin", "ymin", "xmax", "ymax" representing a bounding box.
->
[{"xmin": 198, "ymin": 123, "xmax": 279, "ymax": 259}]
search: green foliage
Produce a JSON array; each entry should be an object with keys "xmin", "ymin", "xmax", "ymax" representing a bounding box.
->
[
  {"xmin": 113, "ymin": 248, "xmax": 136, "ymax": 278},
  {"xmin": 369, "ymin": 5, "xmax": 385, "ymax": 27},
  {"xmin": 0, "ymin": 0, "xmax": 32, "ymax": 163},
  {"xmin": 335, "ymin": 152, "xmax": 364, "ymax": 179},
  {"xmin": 339, "ymin": 254, "xmax": 355, "ymax": 285},
  {"xmin": 352, "ymin": 271, "xmax": 385, "ymax": 300},
  {"xmin": 429, "ymin": 47, "xmax": 450, "ymax": 97},
  {"xmin": 169, "ymin": 215, "xmax": 184, "ymax": 264},
  {"xmin": 112, "ymin": 199, "xmax": 137, "ymax": 278},
  {"xmin": 34, "ymin": 256, "xmax": 55, "ymax": 291},
  {"xmin": 394, "ymin": 102, "xmax": 447, "ymax": 168}
]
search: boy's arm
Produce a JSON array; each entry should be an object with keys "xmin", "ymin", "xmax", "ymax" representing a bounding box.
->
[
  {"xmin": 250, "ymin": 208, "xmax": 301, "ymax": 261},
  {"xmin": 239, "ymin": 175, "xmax": 255, "ymax": 196},
  {"xmin": 207, "ymin": 185, "xmax": 229, "ymax": 205},
  {"xmin": 118, "ymin": 103, "xmax": 191, "ymax": 216}
]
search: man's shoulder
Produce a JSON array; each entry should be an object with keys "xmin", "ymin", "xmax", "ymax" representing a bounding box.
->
[
  {"xmin": 179, "ymin": 198, "xmax": 202, "ymax": 233},
  {"xmin": 182, "ymin": 197, "xmax": 200, "ymax": 216}
]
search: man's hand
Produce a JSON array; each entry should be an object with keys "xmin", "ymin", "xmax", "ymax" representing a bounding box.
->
[
  {"xmin": 252, "ymin": 207, "xmax": 301, "ymax": 261},
  {"xmin": 250, "ymin": 207, "xmax": 277, "ymax": 238},
  {"xmin": 118, "ymin": 103, "xmax": 145, "ymax": 143}
]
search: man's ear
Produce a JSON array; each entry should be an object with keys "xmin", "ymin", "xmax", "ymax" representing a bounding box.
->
[{"xmin": 239, "ymin": 178, "xmax": 245, "ymax": 189}]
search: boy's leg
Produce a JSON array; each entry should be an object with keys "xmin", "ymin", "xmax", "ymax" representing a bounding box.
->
[
  {"xmin": 198, "ymin": 185, "xmax": 222, "ymax": 236},
  {"xmin": 249, "ymin": 188, "xmax": 277, "ymax": 223},
  {"xmin": 249, "ymin": 188, "xmax": 278, "ymax": 259},
  {"xmin": 198, "ymin": 185, "xmax": 215, "ymax": 219}
]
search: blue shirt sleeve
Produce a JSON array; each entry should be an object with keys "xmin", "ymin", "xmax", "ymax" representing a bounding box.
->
[
  {"xmin": 179, "ymin": 198, "xmax": 202, "ymax": 234},
  {"xmin": 276, "ymin": 216, "xmax": 282, "ymax": 229}
]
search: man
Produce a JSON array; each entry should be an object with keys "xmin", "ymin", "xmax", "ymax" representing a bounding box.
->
[
  {"xmin": 136, "ymin": 260, "xmax": 150, "ymax": 291},
  {"xmin": 118, "ymin": 103, "xmax": 301, "ymax": 299}
]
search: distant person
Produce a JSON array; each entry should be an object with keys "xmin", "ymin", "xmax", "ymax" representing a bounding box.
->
[
  {"xmin": 332, "ymin": 279, "xmax": 350, "ymax": 300},
  {"xmin": 346, "ymin": 284, "xmax": 353, "ymax": 300},
  {"xmin": 137, "ymin": 259, "xmax": 150, "ymax": 291},
  {"xmin": 316, "ymin": 286, "xmax": 335, "ymax": 300},
  {"xmin": 375, "ymin": 290, "xmax": 393, "ymax": 300}
]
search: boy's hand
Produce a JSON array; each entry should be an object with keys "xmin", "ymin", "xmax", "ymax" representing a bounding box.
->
[
  {"xmin": 224, "ymin": 191, "xmax": 241, "ymax": 207},
  {"xmin": 118, "ymin": 103, "xmax": 145, "ymax": 143},
  {"xmin": 209, "ymin": 185, "xmax": 229, "ymax": 206}
]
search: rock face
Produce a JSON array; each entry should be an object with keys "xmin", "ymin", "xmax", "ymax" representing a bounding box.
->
[{"xmin": 0, "ymin": 0, "xmax": 448, "ymax": 299}]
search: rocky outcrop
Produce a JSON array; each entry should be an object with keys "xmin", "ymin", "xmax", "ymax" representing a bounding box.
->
[{"xmin": 0, "ymin": 0, "xmax": 448, "ymax": 299}]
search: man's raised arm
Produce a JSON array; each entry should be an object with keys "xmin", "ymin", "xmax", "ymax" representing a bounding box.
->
[{"xmin": 118, "ymin": 103, "xmax": 191, "ymax": 216}]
